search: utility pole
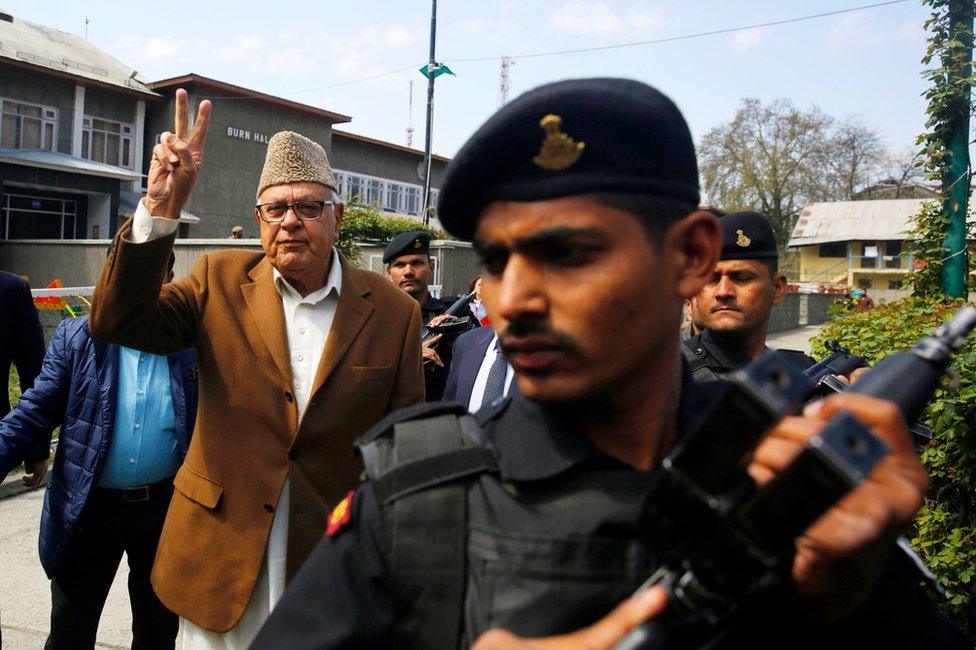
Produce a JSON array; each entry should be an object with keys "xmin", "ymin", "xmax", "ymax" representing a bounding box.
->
[
  {"xmin": 421, "ymin": 0, "xmax": 437, "ymax": 226},
  {"xmin": 941, "ymin": 0, "xmax": 974, "ymax": 298}
]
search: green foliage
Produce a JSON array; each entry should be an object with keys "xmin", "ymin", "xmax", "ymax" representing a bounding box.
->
[
  {"xmin": 904, "ymin": 0, "xmax": 976, "ymax": 297},
  {"xmin": 336, "ymin": 199, "xmax": 447, "ymax": 263},
  {"xmin": 7, "ymin": 367, "xmax": 18, "ymax": 415},
  {"xmin": 812, "ymin": 296, "xmax": 976, "ymax": 636}
]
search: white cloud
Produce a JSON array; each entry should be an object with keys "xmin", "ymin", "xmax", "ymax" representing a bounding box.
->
[
  {"xmin": 549, "ymin": 1, "xmax": 660, "ymax": 36},
  {"xmin": 732, "ymin": 27, "xmax": 765, "ymax": 49}
]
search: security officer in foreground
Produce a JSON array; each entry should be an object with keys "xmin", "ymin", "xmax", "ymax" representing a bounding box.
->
[
  {"xmin": 684, "ymin": 211, "xmax": 815, "ymax": 380},
  {"xmin": 384, "ymin": 230, "xmax": 453, "ymax": 400},
  {"xmin": 254, "ymin": 79, "xmax": 964, "ymax": 649}
]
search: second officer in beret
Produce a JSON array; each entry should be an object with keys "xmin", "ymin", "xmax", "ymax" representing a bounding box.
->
[
  {"xmin": 255, "ymin": 79, "xmax": 961, "ymax": 649},
  {"xmin": 384, "ymin": 230, "xmax": 453, "ymax": 399},
  {"xmin": 683, "ymin": 211, "xmax": 815, "ymax": 379}
]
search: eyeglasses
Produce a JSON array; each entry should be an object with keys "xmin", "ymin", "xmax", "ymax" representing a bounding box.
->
[{"xmin": 255, "ymin": 200, "xmax": 336, "ymax": 223}]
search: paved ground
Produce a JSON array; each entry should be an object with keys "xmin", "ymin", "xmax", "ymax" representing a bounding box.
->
[
  {"xmin": 0, "ymin": 471, "xmax": 131, "ymax": 649},
  {"xmin": 766, "ymin": 324, "xmax": 824, "ymax": 355}
]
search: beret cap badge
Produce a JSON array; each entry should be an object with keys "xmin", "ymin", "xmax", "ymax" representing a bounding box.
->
[
  {"xmin": 532, "ymin": 114, "xmax": 585, "ymax": 171},
  {"xmin": 736, "ymin": 229, "xmax": 752, "ymax": 248}
]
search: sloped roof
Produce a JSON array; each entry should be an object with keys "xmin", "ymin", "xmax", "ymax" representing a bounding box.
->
[
  {"xmin": 150, "ymin": 74, "xmax": 351, "ymax": 124},
  {"xmin": 788, "ymin": 198, "xmax": 976, "ymax": 247},
  {"xmin": 0, "ymin": 148, "xmax": 141, "ymax": 181},
  {"xmin": 0, "ymin": 12, "xmax": 157, "ymax": 97}
]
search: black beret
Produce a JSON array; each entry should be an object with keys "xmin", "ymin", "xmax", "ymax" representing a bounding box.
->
[
  {"xmin": 718, "ymin": 211, "xmax": 778, "ymax": 260},
  {"xmin": 383, "ymin": 230, "xmax": 431, "ymax": 263},
  {"xmin": 437, "ymin": 78, "xmax": 700, "ymax": 241}
]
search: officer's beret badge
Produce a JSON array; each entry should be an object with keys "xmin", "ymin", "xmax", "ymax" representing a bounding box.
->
[
  {"xmin": 736, "ymin": 229, "xmax": 751, "ymax": 248},
  {"xmin": 413, "ymin": 238, "xmax": 422, "ymax": 249},
  {"xmin": 533, "ymin": 114, "xmax": 585, "ymax": 171}
]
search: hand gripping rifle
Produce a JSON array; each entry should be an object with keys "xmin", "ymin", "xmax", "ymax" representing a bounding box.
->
[
  {"xmin": 615, "ymin": 306, "xmax": 976, "ymax": 650},
  {"xmin": 421, "ymin": 289, "xmax": 479, "ymax": 369}
]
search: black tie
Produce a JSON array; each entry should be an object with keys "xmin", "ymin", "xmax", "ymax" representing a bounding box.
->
[{"xmin": 480, "ymin": 346, "xmax": 508, "ymax": 409}]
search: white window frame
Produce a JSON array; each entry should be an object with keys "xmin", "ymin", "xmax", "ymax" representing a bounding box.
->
[
  {"xmin": 333, "ymin": 168, "xmax": 432, "ymax": 217},
  {"xmin": 0, "ymin": 97, "xmax": 58, "ymax": 150},
  {"xmin": 81, "ymin": 115, "xmax": 135, "ymax": 169}
]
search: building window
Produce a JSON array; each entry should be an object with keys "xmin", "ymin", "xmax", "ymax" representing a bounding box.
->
[
  {"xmin": 857, "ymin": 278, "xmax": 872, "ymax": 290},
  {"xmin": 888, "ymin": 280, "xmax": 903, "ymax": 290},
  {"xmin": 333, "ymin": 169, "xmax": 429, "ymax": 217},
  {"xmin": 0, "ymin": 98, "xmax": 58, "ymax": 150},
  {"xmin": 82, "ymin": 116, "xmax": 134, "ymax": 169},
  {"xmin": 818, "ymin": 242, "xmax": 847, "ymax": 258},
  {"xmin": 1, "ymin": 192, "xmax": 77, "ymax": 239}
]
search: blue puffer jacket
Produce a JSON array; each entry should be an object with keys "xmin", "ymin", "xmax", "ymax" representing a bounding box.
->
[{"xmin": 0, "ymin": 316, "xmax": 198, "ymax": 578}]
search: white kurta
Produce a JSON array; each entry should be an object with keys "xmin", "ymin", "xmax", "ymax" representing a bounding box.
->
[{"xmin": 131, "ymin": 204, "xmax": 343, "ymax": 648}]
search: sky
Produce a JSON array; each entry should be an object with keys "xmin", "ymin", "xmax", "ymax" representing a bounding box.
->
[{"xmin": 3, "ymin": 0, "xmax": 933, "ymax": 164}]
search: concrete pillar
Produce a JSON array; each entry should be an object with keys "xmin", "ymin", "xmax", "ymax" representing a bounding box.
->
[
  {"xmin": 129, "ymin": 100, "xmax": 146, "ymax": 192},
  {"xmin": 71, "ymin": 85, "xmax": 85, "ymax": 158}
]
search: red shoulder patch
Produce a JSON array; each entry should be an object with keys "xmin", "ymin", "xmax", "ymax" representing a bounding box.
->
[{"xmin": 325, "ymin": 490, "xmax": 356, "ymax": 537}]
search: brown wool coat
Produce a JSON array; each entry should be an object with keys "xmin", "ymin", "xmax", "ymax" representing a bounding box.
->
[{"xmin": 89, "ymin": 224, "xmax": 424, "ymax": 632}]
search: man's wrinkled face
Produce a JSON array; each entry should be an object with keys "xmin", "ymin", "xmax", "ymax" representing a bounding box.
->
[
  {"xmin": 693, "ymin": 259, "xmax": 784, "ymax": 340},
  {"xmin": 387, "ymin": 254, "xmax": 433, "ymax": 299},
  {"xmin": 255, "ymin": 182, "xmax": 341, "ymax": 279},
  {"xmin": 474, "ymin": 196, "xmax": 681, "ymax": 403}
]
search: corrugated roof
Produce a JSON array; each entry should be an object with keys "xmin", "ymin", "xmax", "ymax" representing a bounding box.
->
[
  {"xmin": 0, "ymin": 14, "xmax": 157, "ymax": 97},
  {"xmin": 0, "ymin": 148, "xmax": 142, "ymax": 181},
  {"xmin": 788, "ymin": 198, "xmax": 976, "ymax": 247}
]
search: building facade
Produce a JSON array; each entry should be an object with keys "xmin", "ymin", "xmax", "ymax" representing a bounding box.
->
[
  {"xmin": 788, "ymin": 198, "xmax": 975, "ymax": 291},
  {"xmin": 146, "ymin": 75, "xmax": 451, "ymax": 239},
  {"xmin": 0, "ymin": 11, "xmax": 155, "ymax": 240},
  {"xmin": 0, "ymin": 12, "xmax": 452, "ymax": 244}
]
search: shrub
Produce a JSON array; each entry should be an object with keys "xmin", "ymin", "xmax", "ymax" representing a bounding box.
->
[
  {"xmin": 812, "ymin": 296, "xmax": 976, "ymax": 636},
  {"xmin": 337, "ymin": 199, "xmax": 447, "ymax": 263}
]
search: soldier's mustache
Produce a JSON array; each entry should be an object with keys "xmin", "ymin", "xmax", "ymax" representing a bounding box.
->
[{"xmin": 498, "ymin": 321, "xmax": 580, "ymax": 353}]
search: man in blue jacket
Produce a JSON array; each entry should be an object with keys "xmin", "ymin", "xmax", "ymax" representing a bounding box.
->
[{"xmin": 0, "ymin": 258, "xmax": 198, "ymax": 649}]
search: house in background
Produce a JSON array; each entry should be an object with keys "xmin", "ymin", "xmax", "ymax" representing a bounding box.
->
[
  {"xmin": 0, "ymin": 10, "xmax": 158, "ymax": 239},
  {"xmin": 788, "ymin": 198, "xmax": 975, "ymax": 292}
]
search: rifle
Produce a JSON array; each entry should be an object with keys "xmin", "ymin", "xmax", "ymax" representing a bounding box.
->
[
  {"xmin": 421, "ymin": 289, "xmax": 479, "ymax": 369},
  {"xmin": 421, "ymin": 289, "xmax": 478, "ymax": 342},
  {"xmin": 802, "ymin": 339, "xmax": 932, "ymax": 449},
  {"xmin": 615, "ymin": 306, "xmax": 976, "ymax": 650},
  {"xmin": 802, "ymin": 339, "xmax": 867, "ymax": 400}
]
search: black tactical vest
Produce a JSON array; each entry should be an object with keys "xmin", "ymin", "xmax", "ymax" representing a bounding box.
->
[{"xmin": 356, "ymin": 402, "xmax": 657, "ymax": 649}]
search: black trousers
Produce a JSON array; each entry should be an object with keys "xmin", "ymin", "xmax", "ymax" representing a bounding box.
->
[{"xmin": 46, "ymin": 479, "xmax": 178, "ymax": 650}]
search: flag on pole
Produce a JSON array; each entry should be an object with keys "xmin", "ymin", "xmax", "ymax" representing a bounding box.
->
[{"xmin": 420, "ymin": 63, "xmax": 455, "ymax": 79}]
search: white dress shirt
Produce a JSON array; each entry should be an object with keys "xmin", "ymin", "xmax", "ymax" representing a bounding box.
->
[
  {"xmin": 130, "ymin": 201, "xmax": 343, "ymax": 648},
  {"xmin": 467, "ymin": 334, "xmax": 515, "ymax": 413}
]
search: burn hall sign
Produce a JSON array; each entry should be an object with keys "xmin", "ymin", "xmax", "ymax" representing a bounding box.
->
[{"xmin": 226, "ymin": 126, "xmax": 271, "ymax": 144}]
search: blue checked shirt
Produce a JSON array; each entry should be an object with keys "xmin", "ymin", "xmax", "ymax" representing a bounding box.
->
[{"xmin": 97, "ymin": 347, "xmax": 181, "ymax": 488}]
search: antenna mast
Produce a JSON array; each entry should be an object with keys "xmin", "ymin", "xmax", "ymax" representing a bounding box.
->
[
  {"xmin": 406, "ymin": 80, "xmax": 414, "ymax": 147},
  {"xmin": 499, "ymin": 56, "xmax": 515, "ymax": 106}
]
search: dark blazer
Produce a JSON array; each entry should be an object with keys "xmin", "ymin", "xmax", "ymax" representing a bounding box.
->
[
  {"xmin": 0, "ymin": 270, "xmax": 44, "ymax": 418},
  {"xmin": 0, "ymin": 316, "xmax": 198, "ymax": 578},
  {"xmin": 442, "ymin": 326, "xmax": 496, "ymax": 407}
]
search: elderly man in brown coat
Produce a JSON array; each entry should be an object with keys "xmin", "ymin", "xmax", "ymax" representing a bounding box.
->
[{"xmin": 89, "ymin": 90, "xmax": 424, "ymax": 647}]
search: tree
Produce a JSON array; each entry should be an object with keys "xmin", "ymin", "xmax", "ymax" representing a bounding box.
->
[
  {"xmin": 823, "ymin": 118, "xmax": 887, "ymax": 201},
  {"xmin": 698, "ymin": 99, "xmax": 887, "ymax": 253}
]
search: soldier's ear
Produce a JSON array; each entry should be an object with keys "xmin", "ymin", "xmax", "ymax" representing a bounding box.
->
[{"xmin": 666, "ymin": 210, "xmax": 720, "ymax": 300}]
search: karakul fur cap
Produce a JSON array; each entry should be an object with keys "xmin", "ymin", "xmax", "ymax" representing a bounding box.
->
[{"xmin": 256, "ymin": 131, "xmax": 337, "ymax": 198}]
